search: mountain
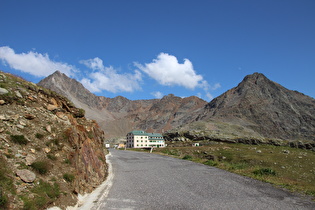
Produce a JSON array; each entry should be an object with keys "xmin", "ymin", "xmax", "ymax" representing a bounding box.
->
[
  {"xmin": 196, "ymin": 73, "xmax": 315, "ymax": 141},
  {"xmin": 38, "ymin": 71, "xmax": 315, "ymax": 142},
  {"xmin": 0, "ymin": 71, "xmax": 107, "ymax": 209},
  {"xmin": 38, "ymin": 71, "xmax": 207, "ymax": 139}
]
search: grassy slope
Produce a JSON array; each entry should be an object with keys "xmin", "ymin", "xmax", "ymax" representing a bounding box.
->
[{"xmin": 133, "ymin": 142, "xmax": 315, "ymax": 199}]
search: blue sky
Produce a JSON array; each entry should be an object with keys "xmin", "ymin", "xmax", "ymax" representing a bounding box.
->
[{"xmin": 0, "ymin": 0, "xmax": 314, "ymax": 101}]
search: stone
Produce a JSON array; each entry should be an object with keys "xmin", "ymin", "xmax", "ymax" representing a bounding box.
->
[
  {"xmin": 0, "ymin": 99, "xmax": 5, "ymax": 105},
  {"xmin": 49, "ymin": 98, "xmax": 58, "ymax": 106},
  {"xmin": 30, "ymin": 148, "xmax": 35, "ymax": 153},
  {"xmin": 16, "ymin": 169, "xmax": 36, "ymax": 183},
  {"xmin": 15, "ymin": 90, "xmax": 23, "ymax": 98},
  {"xmin": 56, "ymin": 112, "xmax": 68, "ymax": 121},
  {"xmin": 47, "ymin": 104, "xmax": 58, "ymax": 111},
  {"xmin": 0, "ymin": 87, "xmax": 8, "ymax": 95},
  {"xmin": 256, "ymin": 150, "xmax": 262, "ymax": 153},
  {"xmin": 24, "ymin": 114, "xmax": 36, "ymax": 120},
  {"xmin": 44, "ymin": 147, "xmax": 51, "ymax": 153},
  {"xmin": 19, "ymin": 120, "xmax": 27, "ymax": 126},
  {"xmin": 25, "ymin": 154, "xmax": 36, "ymax": 165},
  {"xmin": 16, "ymin": 124, "xmax": 24, "ymax": 129},
  {"xmin": 46, "ymin": 125, "xmax": 52, "ymax": 133}
]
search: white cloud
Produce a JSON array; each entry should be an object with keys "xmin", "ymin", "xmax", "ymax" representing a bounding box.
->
[
  {"xmin": 211, "ymin": 83, "xmax": 221, "ymax": 90},
  {"xmin": 151, "ymin": 91, "xmax": 163, "ymax": 99},
  {"xmin": 0, "ymin": 46, "xmax": 75, "ymax": 77},
  {"xmin": 135, "ymin": 53, "xmax": 204, "ymax": 89},
  {"xmin": 80, "ymin": 57, "xmax": 142, "ymax": 93}
]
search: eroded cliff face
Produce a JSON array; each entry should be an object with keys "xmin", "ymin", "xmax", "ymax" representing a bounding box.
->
[{"xmin": 0, "ymin": 71, "xmax": 107, "ymax": 209}]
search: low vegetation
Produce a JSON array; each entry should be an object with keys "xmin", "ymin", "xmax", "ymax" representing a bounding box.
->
[
  {"xmin": 10, "ymin": 134, "xmax": 28, "ymax": 145},
  {"xmin": 150, "ymin": 142, "xmax": 315, "ymax": 199},
  {"xmin": 30, "ymin": 161, "xmax": 50, "ymax": 175}
]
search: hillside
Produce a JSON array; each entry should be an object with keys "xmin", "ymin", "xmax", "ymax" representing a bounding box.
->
[
  {"xmin": 38, "ymin": 71, "xmax": 207, "ymax": 139},
  {"xmin": 195, "ymin": 73, "xmax": 315, "ymax": 141},
  {"xmin": 0, "ymin": 71, "xmax": 107, "ymax": 209}
]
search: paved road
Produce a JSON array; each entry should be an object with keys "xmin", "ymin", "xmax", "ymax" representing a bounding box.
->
[{"xmin": 93, "ymin": 149, "xmax": 315, "ymax": 210}]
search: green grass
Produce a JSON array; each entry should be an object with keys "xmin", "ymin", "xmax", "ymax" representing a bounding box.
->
[
  {"xmin": 30, "ymin": 161, "xmax": 50, "ymax": 175},
  {"xmin": 63, "ymin": 173, "xmax": 75, "ymax": 183},
  {"xmin": 22, "ymin": 179, "xmax": 60, "ymax": 209},
  {"xmin": 154, "ymin": 143, "xmax": 315, "ymax": 198},
  {"xmin": 10, "ymin": 135, "xmax": 28, "ymax": 145},
  {"xmin": 0, "ymin": 157, "xmax": 15, "ymax": 209},
  {"xmin": 35, "ymin": 133, "xmax": 45, "ymax": 139},
  {"xmin": 253, "ymin": 168, "xmax": 277, "ymax": 176}
]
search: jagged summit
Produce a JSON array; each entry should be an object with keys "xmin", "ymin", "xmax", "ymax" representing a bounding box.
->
[{"xmin": 199, "ymin": 72, "xmax": 315, "ymax": 140}]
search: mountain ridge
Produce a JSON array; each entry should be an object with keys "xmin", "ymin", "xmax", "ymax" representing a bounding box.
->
[
  {"xmin": 38, "ymin": 71, "xmax": 315, "ymax": 141},
  {"xmin": 38, "ymin": 71, "xmax": 207, "ymax": 139}
]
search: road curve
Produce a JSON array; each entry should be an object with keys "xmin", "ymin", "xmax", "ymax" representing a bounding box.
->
[{"xmin": 93, "ymin": 149, "xmax": 315, "ymax": 210}]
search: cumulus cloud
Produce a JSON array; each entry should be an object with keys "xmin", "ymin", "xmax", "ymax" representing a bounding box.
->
[
  {"xmin": 0, "ymin": 46, "xmax": 75, "ymax": 77},
  {"xmin": 80, "ymin": 57, "xmax": 142, "ymax": 93},
  {"xmin": 151, "ymin": 91, "xmax": 163, "ymax": 99},
  {"xmin": 135, "ymin": 53, "xmax": 204, "ymax": 89}
]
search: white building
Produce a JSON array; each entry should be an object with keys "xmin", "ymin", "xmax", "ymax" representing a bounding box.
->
[{"xmin": 126, "ymin": 130, "xmax": 165, "ymax": 148}]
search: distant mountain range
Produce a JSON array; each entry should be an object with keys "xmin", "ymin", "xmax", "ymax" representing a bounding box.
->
[{"xmin": 38, "ymin": 71, "xmax": 315, "ymax": 141}]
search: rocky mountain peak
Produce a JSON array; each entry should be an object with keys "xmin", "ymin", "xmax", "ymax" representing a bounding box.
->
[{"xmin": 200, "ymin": 72, "xmax": 315, "ymax": 140}]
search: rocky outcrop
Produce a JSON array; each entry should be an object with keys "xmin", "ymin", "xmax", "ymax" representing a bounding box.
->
[{"xmin": 0, "ymin": 71, "xmax": 107, "ymax": 209}]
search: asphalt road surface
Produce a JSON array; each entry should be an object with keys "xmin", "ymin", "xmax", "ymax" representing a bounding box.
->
[{"xmin": 92, "ymin": 149, "xmax": 315, "ymax": 210}]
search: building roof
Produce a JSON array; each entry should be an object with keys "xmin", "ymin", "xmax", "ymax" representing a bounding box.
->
[
  {"xmin": 129, "ymin": 130, "xmax": 147, "ymax": 135},
  {"xmin": 128, "ymin": 130, "xmax": 163, "ymax": 138}
]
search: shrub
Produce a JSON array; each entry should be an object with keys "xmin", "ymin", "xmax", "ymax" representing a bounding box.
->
[
  {"xmin": 47, "ymin": 154, "xmax": 57, "ymax": 161},
  {"xmin": 10, "ymin": 135, "xmax": 28, "ymax": 145},
  {"xmin": 63, "ymin": 173, "xmax": 75, "ymax": 183},
  {"xmin": 35, "ymin": 133, "xmax": 44, "ymax": 139},
  {"xmin": 253, "ymin": 168, "xmax": 276, "ymax": 176},
  {"xmin": 63, "ymin": 159, "xmax": 71, "ymax": 164},
  {"xmin": 182, "ymin": 155, "xmax": 193, "ymax": 160},
  {"xmin": 0, "ymin": 189, "xmax": 8, "ymax": 209},
  {"xmin": 23, "ymin": 180, "xmax": 60, "ymax": 209},
  {"xmin": 31, "ymin": 161, "xmax": 50, "ymax": 175},
  {"xmin": 204, "ymin": 160, "xmax": 218, "ymax": 166}
]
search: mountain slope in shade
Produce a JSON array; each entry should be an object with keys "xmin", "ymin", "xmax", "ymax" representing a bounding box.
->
[
  {"xmin": 197, "ymin": 73, "xmax": 315, "ymax": 140},
  {"xmin": 38, "ymin": 71, "xmax": 207, "ymax": 138}
]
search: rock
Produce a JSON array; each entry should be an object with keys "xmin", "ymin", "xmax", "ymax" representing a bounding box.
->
[
  {"xmin": 16, "ymin": 124, "xmax": 24, "ymax": 129},
  {"xmin": 282, "ymin": 150, "xmax": 290, "ymax": 154},
  {"xmin": 44, "ymin": 147, "xmax": 51, "ymax": 153},
  {"xmin": 256, "ymin": 150, "xmax": 262, "ymax": 153},
  {"xmin": 0, "ymin": 73, "xmax": 7, "ymax": 82},
  {"xmin": 30, "ymin": 148, "xmax": 36, "ymax": 153},
  {"xmin": 47, "ymin": 104, "xmax": 58, "ymax": 111},
  {"xmin": 56, "ymin": 112, "xmax": 68, "ymax": 121},
  {"xmin": 0, "ymin": 87, "xmax": 8, "ymax": 95},
  {"xmin": 46, "ymin": 125, "xmax": 52, "ymax": 133},
  {"xmin": 0, "ymin": 99, "xmax": 5, "ymax": 105},
  {"xmin": 19, "ymin": 120, "xmax": 27, "ymax": 126},
  {"xmin": 25, "ymin": 154, "xmax": 36, "ymax": 165},
  {"xmin": 24, "ymin": 114, "xmax": 36, "ymax": 120},
  {"xmin": 16, "ymin": 169, "xmax": 36, "ymax": 183},
  {"xmin": 15, "ymin": 90, "xmax": 23, "ymax": 98},
  {"xmin": 49, "ymin": 98, "xmax": 58, "ymax": 106}
]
